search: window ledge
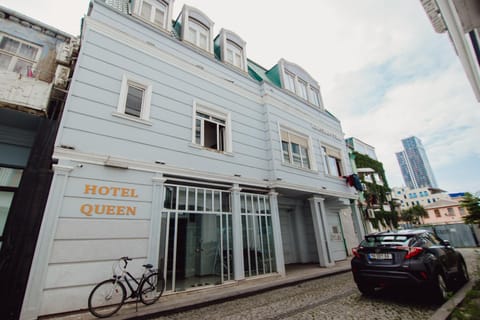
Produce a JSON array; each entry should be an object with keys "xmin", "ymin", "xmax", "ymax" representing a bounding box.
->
[
  {"xmin": 112, "ymin": 112, "xmax": 153, "ymax": 126},
  {"xmin": 323, "ymin": 173, "xmax": 346, "ymax": 181},
  {"xmin": 280, "ymin": 161, "xmax": 317, "ymax": 173},
  {"xmin": 189, "ymin": 143, "xmax": 234, "ymax": 157}
]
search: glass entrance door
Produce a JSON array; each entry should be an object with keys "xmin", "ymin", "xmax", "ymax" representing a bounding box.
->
[{"xmin": 160, "ymin": 184, "xmax": 232, "ymax": 292}]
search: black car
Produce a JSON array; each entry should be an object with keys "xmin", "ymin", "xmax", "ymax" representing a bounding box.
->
[{"xmin": 351, "ymin": 229, "xmax": 469, "ymax": 302}]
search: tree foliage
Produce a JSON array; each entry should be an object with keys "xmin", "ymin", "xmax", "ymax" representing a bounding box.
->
[
  {"xmin": 460, "ymin": 193, "xmax": 480, "ymax": 226},
  {"xmin": 400, "ymin": 205, "xmax": 428, "ymax": 224}
]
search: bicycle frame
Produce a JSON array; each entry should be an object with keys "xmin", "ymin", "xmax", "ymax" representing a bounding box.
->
[{"xmin": 115, "ymin": 271, "xmax": 147, "ymax": 300}]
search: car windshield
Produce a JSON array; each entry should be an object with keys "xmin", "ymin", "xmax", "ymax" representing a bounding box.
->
[{"xmin": 360, "ymin": 235, "xmax": 414, "ymax": 247}]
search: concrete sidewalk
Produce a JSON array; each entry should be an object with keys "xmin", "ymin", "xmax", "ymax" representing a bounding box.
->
[
  {"xmin": 41, "ymin": 248, "xmax": 480, "ymax": 320},
  {"xmin": 41, "ymin": 260, "xmax": 352, "ymax": 320}
]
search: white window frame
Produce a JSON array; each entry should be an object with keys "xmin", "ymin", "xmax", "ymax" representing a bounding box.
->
[
  {"xmin": 308, "ymin": 86, "xmax": 321, "ymax": 106},
  {"xmin": 284, "ymin": 71, "xmax": 296, "ymax": 93},
  {"xmin": 297, "ymin": 78, "xmax": 308, "ymax": 100},
  {"xmin": 192, "ymin": 101, "xmax": 232, "ymax": 153},
  {"xmin": 322, "ymin": 145, "xmax": 344, "ymax": 177},
  {"xmin": 187, "ymin": 18, "xmax": 210, "ymax": 51},
  {"xmin": 0, "ymin": 33, "xmax": 41, "ymax": 76},
  {"xmin": 134, "ymin": 0, "xmax": 168, "ymax": 29},
  {"xmin": 225, "ymin": 40, "xmax": 243, "ymax": 69},
  {"xmin": 280, "ymin": 128, "xmax": 314, "ymax": 170},
  {"xmin": 115, "ymin": 74, "xmax": 152, "ymax": 123}
]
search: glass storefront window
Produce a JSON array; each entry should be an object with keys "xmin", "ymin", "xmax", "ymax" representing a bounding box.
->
[
  {"xmin": 240, "ymin": 193, "xmax": 276, "ymax": 278},
  {"xmin": 161, "ymin": 184, "xmax": 232, "ymax": 292}
]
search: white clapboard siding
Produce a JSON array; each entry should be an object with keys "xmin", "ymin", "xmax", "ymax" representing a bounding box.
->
[
  {"xmin": 55, "ymin": 218, "xmax": 150, "ymax": 240},
  {"xmin": 50, "ymin": 238, "xmax": 149, "ymax": 264},
  {"xmin": 40, "ymin": 285, "xmax": 94, "ymax": 315},
  {"xmin": 45, "ymin": 258, "xmax": 148, "ymax": 289}
]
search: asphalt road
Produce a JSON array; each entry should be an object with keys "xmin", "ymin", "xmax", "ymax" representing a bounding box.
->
[{"xmin": 151, "ymin": 248, "xmax": 479, "ymax": 320}]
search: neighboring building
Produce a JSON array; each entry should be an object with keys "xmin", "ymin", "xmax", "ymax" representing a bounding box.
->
[
  {"xmin": 345, "ymin": 137, "xmax": 377, "ymax": 160},
  {"xmin": 420, "ymin": 0, "xmax": 480, "ymax": 102},
  {"xmin": 20, "ymin": 1, "xmax": 363, "ymax": 318},
  {"xmin": 392, "ymin": 186, "xmax": 450, "ymax": 210},
  {"xmin": 423, "ymin": 198, "xmax": 467, "ymax": 225},
  {"xmin": 0, "ymin": 6, "xmax": 77, "ymax": 320},
  {"xmin": 346, "ymin": 137, "xmax": 395, "ymax": 234},
  {"xmin": 395, "ymin": 136, "xmax": 438, "ymax": 189}
]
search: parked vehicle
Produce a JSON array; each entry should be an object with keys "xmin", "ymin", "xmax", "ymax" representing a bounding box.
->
[{"xmin": 351, "ymin": 229, "xmax": 469, "ymax": 303}]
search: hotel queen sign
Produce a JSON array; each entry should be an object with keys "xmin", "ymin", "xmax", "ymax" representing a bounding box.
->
[{"xmin": 79, "ymin": 184, "xmax": 139, "ymax": 217}]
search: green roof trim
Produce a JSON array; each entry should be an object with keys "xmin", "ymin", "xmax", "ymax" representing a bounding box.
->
[
  {"xmin": 246, "ymin": 59, "xmax": 282, "ymax": 87},
  {"xmin": 213, "ymin": 35, "xmax": 221, "ymax": 60},
  {"xmin": 265, "ymin": 64, "xmax": 281, "ymax": 87}
]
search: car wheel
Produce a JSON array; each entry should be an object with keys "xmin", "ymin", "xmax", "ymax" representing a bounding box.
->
[
  {"xmin": 357, "ymin": 282, "xmax": 376, "ymax": 296},
  {"xmin": 431, "ymin": 271, "xmax": 448, "ymax": 304},
  {"xmin": 456, "ymin": 260, "xmax": 469, "ymax": 286}
]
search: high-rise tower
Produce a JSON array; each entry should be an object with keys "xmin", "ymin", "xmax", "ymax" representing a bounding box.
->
[{"xmin": 395, "ymin": 136, "xmax": 438, "ymax": 189}]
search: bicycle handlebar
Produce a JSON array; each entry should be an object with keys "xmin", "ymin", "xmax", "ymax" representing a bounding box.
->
[{"xmin": 120, "ymin": 256, "xmax": 132, "ymax": 269}]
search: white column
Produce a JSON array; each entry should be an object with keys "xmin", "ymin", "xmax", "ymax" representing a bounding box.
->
[
  {"xmin": 308, "ymin": 196, "xmax": 334, "ymax": 267},
  {"xmin": 230, "ymin": 184, "xmax": 244, "ymax": 280},
  {"xmin": 269, "ymin": 189, "xmax": 285, "ymax": 275},
  {"xmin": 21, "ymin": 164, "xmax": 74, "ymax": 320},
  {"xmin": 146, "ymin": 174, "xmax": 167, "ymax": 267}
]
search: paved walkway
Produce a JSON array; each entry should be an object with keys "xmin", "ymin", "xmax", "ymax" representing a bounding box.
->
[
  {"xmin": 41, "ymin": 260, "xmax": 351, "ymax": 320},
  {"xmin": 41, "ymin": 248, "xmax": 480, "ymax": 320}
]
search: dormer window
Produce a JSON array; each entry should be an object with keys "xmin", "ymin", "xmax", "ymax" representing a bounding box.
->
[
  {"xmin": 176, "ymin": 5, "xmax": 214, "ymax": 53},
  {"xmin": 297, "ymin": 78, "xmax": 308, "ymax": 100},
  {"xmin": 215, "ymin": 29, "xmax": 247, "ymax": 71},
  {"xmin": 187, "ymin": 18, "xmax": 209, "ymax": 51},
  {"xmin": 226, "ymin": 40, "xmax": 242, "ymax": 68},
  {"xmin": 134, "ymin": 0, "xmax": 173, "ymax": 31},
  {"xmin": 309, "ymin": 87, "xmax": 320, "ymax": 106},
  {"xmin": 284, "ymin": 71, "xmax": 296, "ymax": 92},
  {"xmin": 279, "ymin": 59, "xmax": 323, "ymax": 109}
]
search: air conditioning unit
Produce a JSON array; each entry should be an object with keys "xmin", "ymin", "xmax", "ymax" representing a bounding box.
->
[
  {"xmin": 56, "ymin": 42, "xmax": 72, "ymax": 65},
  {"xmin": 54, "ymin": 65, "xmax": 70, "ymax": 88},
  {"xmin": 367, "ymin": 209, "xmax": 375, "ymax": 219}
]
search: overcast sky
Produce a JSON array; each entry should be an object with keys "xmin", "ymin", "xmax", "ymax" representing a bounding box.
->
[{"xmin": 4, "ymin": 0, "xmax": 480, "ymax": 194}]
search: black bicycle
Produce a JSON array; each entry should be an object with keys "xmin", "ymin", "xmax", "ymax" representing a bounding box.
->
[{"xmin": 88, "ymin": 256, "xmax": 164, "ymax": 318}]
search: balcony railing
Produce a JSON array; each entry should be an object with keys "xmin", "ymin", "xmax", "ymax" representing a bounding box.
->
[{"xmin": 0, "ymin": 70, "xmax": 53, "ymax": 112}]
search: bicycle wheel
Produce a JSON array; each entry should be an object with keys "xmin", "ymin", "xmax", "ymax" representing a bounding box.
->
[
  {"xmin": 139, "ymin": 272, "xmax": 164, "ymax": 305},
  {"xmin": 88, "ymin": 279, "xmax": 126, "ymax": 318}
]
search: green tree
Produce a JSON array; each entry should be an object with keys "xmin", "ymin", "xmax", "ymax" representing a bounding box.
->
[
  {"xmin": 400, "ymin": 205, "xmax": 428, "ymax": 225},
  {"xmin": 460, "ymin": 193, "xmax": 480, "ymax": 226}
]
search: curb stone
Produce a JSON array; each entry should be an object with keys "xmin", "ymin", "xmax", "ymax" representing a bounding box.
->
[{"xmin": 428, "ymin": 280, "xmax": 475, "ymax": 320}]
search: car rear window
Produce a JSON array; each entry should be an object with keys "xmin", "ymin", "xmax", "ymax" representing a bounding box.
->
[{"xmin": 361, "ymin": 235, "xmax": 414, "ymax": 247}]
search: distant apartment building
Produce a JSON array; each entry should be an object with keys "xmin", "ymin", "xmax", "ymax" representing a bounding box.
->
[
  {"xmin": 423, "ymin": 198, "xmax": 467, "ymax": 225},
  {"xmin": 395, "ymin": 136, "xmax": 438, "ymax": 189},
  {"xmin": 392, "ymin": 186, "xmax": 450, "ymax": 210},
  {"xmin": 420, "ymin": 0, "xmax": 480, "ymax": 102},
  {"xmin": 346, "ymin": 137, "xmax": 394, "ymax": 233},
  {"xmin": 345, "ymin": 137, "xmax": 377, "ymax": 160}
]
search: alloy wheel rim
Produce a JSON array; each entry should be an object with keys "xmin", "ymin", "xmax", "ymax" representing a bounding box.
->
[{"xmin": 438, "ymin": 274, "xmax": 447, "ymax": 298}]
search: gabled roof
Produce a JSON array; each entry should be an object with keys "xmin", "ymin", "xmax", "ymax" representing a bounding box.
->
[{"xmin": 247, "ymin": 59, "xmax": 281, "ymax": 87}]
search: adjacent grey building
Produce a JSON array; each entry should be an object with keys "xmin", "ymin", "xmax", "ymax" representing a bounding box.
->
[
  {"xmin": 20, "ymin": 1, "xmax": 363, "ymax": 317},
  {"xmin": 396, "ymin": 136, "xmax": 438, "ymax": 189}
]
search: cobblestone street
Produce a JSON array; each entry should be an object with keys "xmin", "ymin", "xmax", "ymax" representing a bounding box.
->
[{"xmin": 152, "ymin": 249, "xmax": 480, "ymax": 320}]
